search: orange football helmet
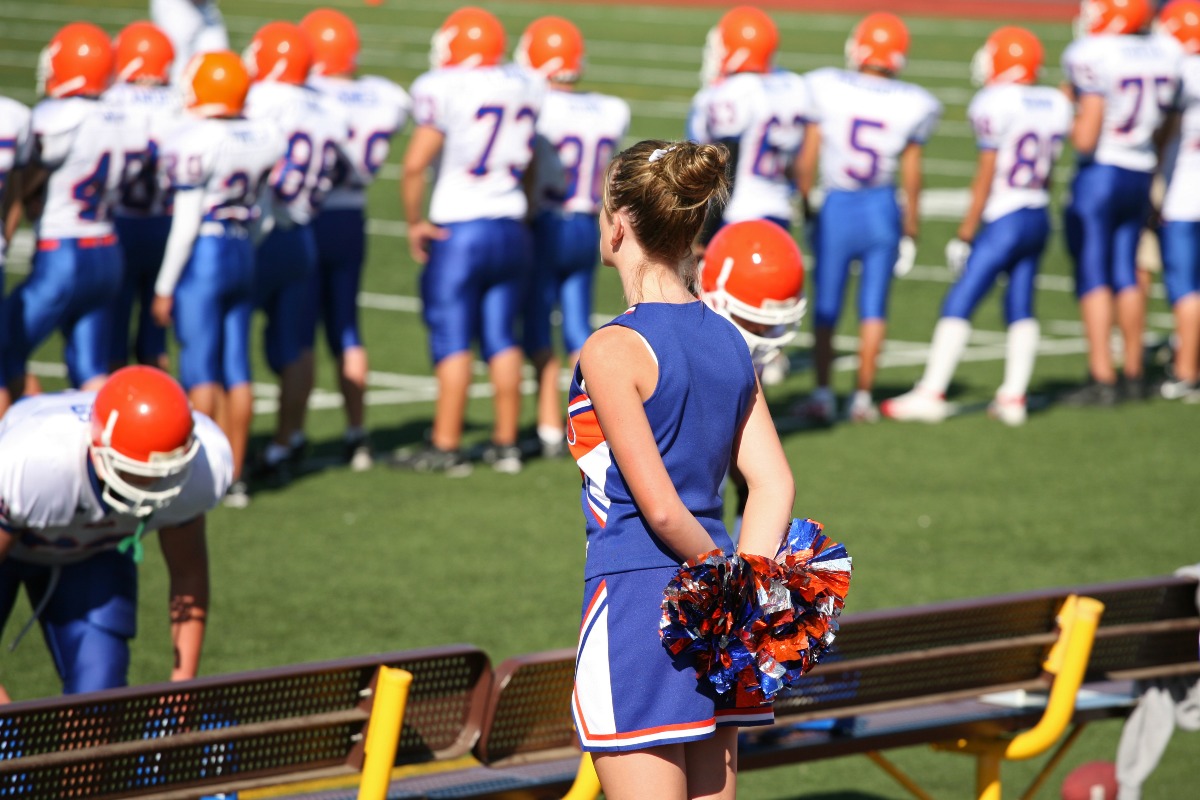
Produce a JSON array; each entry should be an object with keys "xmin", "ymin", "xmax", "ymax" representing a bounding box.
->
[
  {"xmin": 182, "ymin": 51, "xmax": 251, "ymax": 118},
  {"xmin": 300, "ymin": 8, "xmax": 360, "ymax": 76},
  {"xmin": 37, "ymin": 22, "xmax": 114, "ymax": 99},
  {"xmin": 701, "ymin": 6, "xmax": 778, "ymax": 84},
  {"xmin": 90, "ymin": 366, "xmax": 200, "ymax": 518},
  {"xmin": 1078, "ymin": 0, "xmax": 1152, "ymax": 35},
  {"xmin": 971, "ymin": 27, "xmax": 1044, "ymax": 86},
  {"xmin": 244, "ymin": 21, "xmax": 313, "ymax": 84},
  {"xmin": 700, "ymin": 220, "xmax": 806, "ymax": 364},
  {"xmin": 846, "ymin": 12, "xmax": 910, "ymax": 74},
  {"xmin": 114, "ymin": 21, "xmax": 174, "ymax": 84},
  {"xmin": 516, "ymin": 16, "xmax": 584, "ymax": 82},
  {"xmin": 430, "ymin": 6, "xmax": 506, "ymax": 69},
  {"xmin": 1160, "ymin": 0, "xmax": 1200, "ymax": 54}
]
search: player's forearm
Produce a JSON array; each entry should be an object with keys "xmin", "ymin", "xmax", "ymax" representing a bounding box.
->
[
  {"xmin": 160, "ymin": 517, "xmax": 210, "ymax": 680},
  {"xmin": 155, "ymin": 189, "xmax": 204, "ymax": 297},
  {"xmin": 170, "ymin": 612, "xmax": 206, "ymax": 681},
  {"xmin": 401, "ymin": 169, "xmax": 427, "ymax": 228},
  {"xmin": 797, "ymin": 124, "xmax": 821, "ymax": 199},
  {"xmin": 959, "ymin": 151, "xmax": 996, "ymax": 242},
  {"xmin": 900, "ymin": 147, "xmax": 923, "ymax": 238}
]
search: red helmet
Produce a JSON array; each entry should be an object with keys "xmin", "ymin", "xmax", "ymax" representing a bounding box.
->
[
  {"xmin": 516, "ymin": 16, "xmax": 584, "ymax": 82},
  {"xmin": 244, "ymin": 21, "xmax": 313, "ymax": 84},
  {"xmin": 1160, "ymin": 0, "xmax": 1200, "ymax": 53},
  {"xmin": 846, "ymin": 12, "xmax": 910, "ymax": 74},
  {"xmin": 701, "ymin": 6, "xmax": 778, "ymax": 84},
  {"xmin": 300, "ymin": 8, "xmax": 360, "ymax": 76},
  {"xmin": 971, "ymin": 27, "xmax": 1044, "ymax": 86},
  {"xmin": 37, "ymin": 22, "xmax": 114, "ymax": 99},
  {"xmin": 182, "ymin": 51, "xmax": 251, "ymax": 118},
  {"xmin": 90, "ymin": 366, "xmax": 200, "ymax": 518},
  {"xmin": 700, "ymin": 220, "xmax": 806, "ymax": 365},
  {"xmin": 114, "ymin": 21, "xmax": 174, "ymax": 84},
  {"xmin": 430, "ymin": 7, "xmax": 506, "ymax": 69},
  {"xmin": 1078, "ymin": 0, "xmax": 1152, "ymax": 35}
]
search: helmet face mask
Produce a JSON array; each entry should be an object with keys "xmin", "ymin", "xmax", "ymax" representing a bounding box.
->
[{"xmin": 88, "ymin": 367, "xmax": 200, "ymax": 518}]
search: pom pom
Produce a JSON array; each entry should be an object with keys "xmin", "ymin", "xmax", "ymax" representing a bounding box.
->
[{"xmin": 660, "ymin": 518, "xmax": 852, "ymax": 702}]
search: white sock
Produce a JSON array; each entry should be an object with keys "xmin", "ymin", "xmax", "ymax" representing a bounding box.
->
[
  {"xmin": 851, "ymin": 389, "xmax": 872, "ymax": 408},
  {"xmin": 998, "ymin": 318, "xmax": 1039, "ymax": 399},
  {"xmin": 918, "ymin": 317, "xmax": 971, "ymax": 395},
  {"xmin": 537, "ymin": 424, "xmax": 564, "ymax": 446}
]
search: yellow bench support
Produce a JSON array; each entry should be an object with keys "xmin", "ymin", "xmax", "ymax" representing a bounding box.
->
[
  {"xmin": 868, "ymin": 594, "xmax": 1106, "ymax": 800},
  {"xmin": 358, "ymin": 666, "xmax": 414, "ymax": 800},
  {"xmin": 561, "ymin": 753, "xmax": 601, "ymax": 800}
]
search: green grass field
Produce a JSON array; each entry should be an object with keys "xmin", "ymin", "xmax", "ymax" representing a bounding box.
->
[{"xmin": 1, "ymin": 1, "xmax": 1197, "ymax": 797}]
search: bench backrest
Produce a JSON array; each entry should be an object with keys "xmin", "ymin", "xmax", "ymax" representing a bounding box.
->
[
  {"xmin": 0, "ymin": 644, "xmax": 491, "ymax": 800},
  {"xmin": 474, "ymin": 648, "xmax": 577, "ymax": 766}
]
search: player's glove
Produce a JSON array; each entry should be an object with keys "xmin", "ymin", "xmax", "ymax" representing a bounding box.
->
[
  {"xmin": 894, "ymin": 235, "xmax": 917, "ymax": 278},
  {"xmin": 803, "ymin": 206, "xmax": 820, "ymax": 255},
  {"xmin": 944, "ymin": 237, "xmax": 972, "ymax": 278}
]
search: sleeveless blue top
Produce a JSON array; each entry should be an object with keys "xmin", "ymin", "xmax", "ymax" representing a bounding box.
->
[{"xmin": 567, "ymin": 301, "xmax": 757, "ymax": 578}]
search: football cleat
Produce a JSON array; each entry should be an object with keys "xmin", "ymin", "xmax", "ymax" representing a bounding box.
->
[
  {"xmin": 988, "ymin": 394, "xmax": 1027, "ymax": 426},
  {"xmin": 971, "ymin": 26, "xmax": 1043, "ymax": 86},
  {"xmin": 701, "ymin": 6, "xmax": 778, "ymax": 84},
  {"xmin": 38, "ymin": 22, "xmax": 114, "ymax": 99},
  {"xmin": 847, "ymin": 390, "xmax": 880, "ymax": 423},
  {"xmin": 794, "ymin": 386, "xmax": 837, "ymax": 426},
  {"xmin": 244, "ymin": 21, "xmax": 313, "ymax": 85},
  {"xmin": 516, "ymin": 16, "xmax": 585, "ymax": 82},
  {"xmin": 430, "ymin": 7, "xmax": 506, "ymax": 69},
  {"xmin": 182, "ymin": 51, "xmax": 251, "ymax": 118},
  {"xmin": 881, "ymin": 387, "xmax": 951, "ymax": 423},
  {"xmin": 846, "ymin": 12, "xmax": 910, "ymax": 74},
  {"xmin": 300, "ymin": 8, "xmax": 360, "ymax": 76},
  {"xmin": 700, "ymin": 219, "xmax": 806, "ymax": 368},
  {"xmin": 90, "ymin": 366, "xmax": 200, "ymax": 517},
  {"xmin": 114, "ymin": 21, "xmax": 174, "ymax": 84},
  {"xmin": 1159, "ymin": 0, "xmax": 1200, "ymax": 53},
  {"xmin": 1077, "ymin": 0, "xmax": 1152, "ymax": 36},
  {"xmin": 481, "ymin": 442, "xmax": 523, "ymax": 475}
]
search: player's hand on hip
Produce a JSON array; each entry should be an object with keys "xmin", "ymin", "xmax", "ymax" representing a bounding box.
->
[
  {"xmin": 894, "ymin": 235, "xmax": 917, "ymax": 278},
  {"xmin": 408, "ymin": 220, "xmax": 449, "ymax": 265},
  {"xmin": 944, "ymin": 237, "xmax": 971, "ymax": 278}
]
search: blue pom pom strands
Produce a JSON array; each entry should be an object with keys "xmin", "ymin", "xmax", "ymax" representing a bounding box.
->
[{"xmin": 660, "ymin": 518, "xmax": 852, "ymax": 702}]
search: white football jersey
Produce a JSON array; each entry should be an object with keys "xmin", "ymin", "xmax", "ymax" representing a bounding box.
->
[
  {"xmin": 411, "ymin": 64, "xmax": 546, "ymax": 223},
  {"xmin": 686, "ymin": 85, "xmax": 715, "ymax": 143},
  {"xmin": 159, "ymin": 115, "xmax": 286, "ymax": 226},
  {"xmin": 0, "ymin": 95, "xmax": 32, "ymax": 266},
  {"xmin": 150, "ymin": 0, "xmax": 229, "ymax": 85},
  {"xmin": 103, "ymin": 82, "xmax": 185, "ymax": 217},
  {"xmin": 1062, "ymin": 32, "xmax": 1184, "ymax": 172},
  {"xmin": 532, "ymin": 88, "xmax": 630, "ymax": 216},
  {"xmin": 804, "ymin": 67, "xmax": 942, "ymax": 193},
  {"xmin": 245, "ymin": 82, "xmax": 351, "ymax": 226},
  {"xmin": 27, "ymin": 97, "xmax": 147, "ymax": 240},
  {"xmin": 0, "ymin": 392, "xmax": 232, "ymax": 566},
  {"xmin": 307, "ymin": 74, "xmax": 412, "ymax": 211},
  {"xmin": 694, "ymin": 70, "xmax": 809, "ymax": 222},
  {"xmin": 968, "ymin": 83, "xmax": 1073, "ymax": 222},
  {"xmin": 1162, "ymin": 55, "xmax": 1200, "ymax": 222}
]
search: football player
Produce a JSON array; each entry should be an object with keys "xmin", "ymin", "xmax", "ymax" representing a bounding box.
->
[
  {"xmin": 1, "ymin": 23, "xmax": 145, "ymax": 418},
  {"xmin": 515, "ymin": 16, "xmax": 629, "ymax": 459},
  {"xmin": 242, "ymin": 21, "xmax": 350, "ymax": 481},
  {"xmin": 699, "ymin": 219, "xmax": 805, "ymax": 541},
  {"xmin": 1060, "ymin": 0, "xmax": 1183, "ymax": 404},
  {"xmin": 150, "ymin": 0, "xmax": 229, "ymax": 85},
  {"xmin": 393, "ymin": 7, "xmax": 545, "ymax": 475},
  {"xmin": 882, "ymin": 27, "xmax": 1072, "ymax": 426},
  {"xmin": 0, "ymin": 92, "xmax": 32, "ymax": 409},
  {"xmin": 0, "ymin": 366, "xmax": 232, "ymax": 696},
  {"xmin": 691, "ymin": 7, "xmax": 809, "ymax": 238},
  {"xmin": 796, "ymin": 13, "xmax": 942, "ymax": 424},
  {"xmin": 299, "ymin": 8, "xmax": 412, "ymax": 470},
  {"xmin": 151, "ymin": 51, "xmax": 286, "ymax": 509},
  {"xmin": 106, "ymin": 21, "xmax": 183, "ymax": 372},
  {"xmin": 1156, "ymin": 0, "xmax": 1200, "ymax": 399}
]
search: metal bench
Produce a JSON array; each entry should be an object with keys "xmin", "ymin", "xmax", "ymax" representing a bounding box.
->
[
  {"xmin": 367, "ymin": 574, "xmax": 1196, "ymax": 800},
  {"xmin": 0, "ymin": 644, "xmax": 491, "ymax": 800}
]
